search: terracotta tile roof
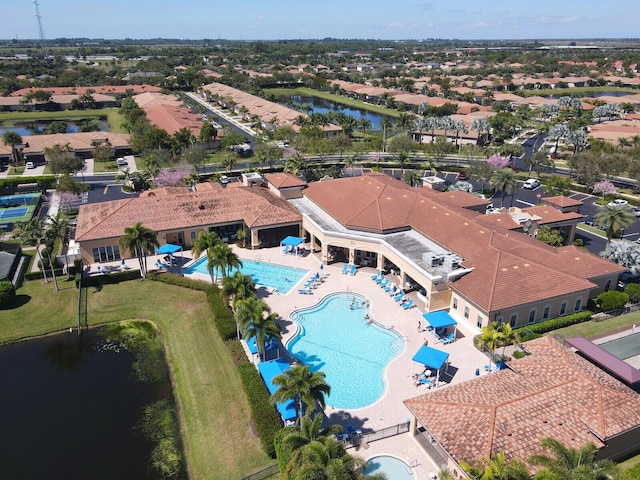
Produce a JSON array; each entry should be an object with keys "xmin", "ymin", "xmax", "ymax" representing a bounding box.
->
[
  {"xmin": 0, "ymin": 132, "xmax": 131, "ymax": 155},
  {"xmin": 9, "ymin": 85, "xmax": 162, "ymax": 97},
  {"xmin": 404, "ymin": 336, "xmax": 640, "ymax": 470},
  {"xmin": 543, "ymin": 195, "xmax": 583, "ymax": 208},
  {"xmin": 143, "ymin": 104, "xmax": 202, "ymax": 136},
  {"xmin": 76, "ymin": 185, "xmax": 301, "ymax": 242},
  {"xmin": 303, "ymin": 173, "xmax": 623, "ymax": 311},
  {"xmin": 265, "ymin": 173, "xmax": 307, "ymax": 189},
  {"xmin": 521, "ymin": 205, "xmax": 584, "ymax": 225}
]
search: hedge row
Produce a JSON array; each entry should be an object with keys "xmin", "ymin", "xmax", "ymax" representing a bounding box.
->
[
  {"xmin": 76, "ymin": 268, "xmax": 143, "ymax": 288},
  {"xmin": 515, "ymin": 310, "xmax": 593, "ymax": 342},
  {"xmin": 146, "ymin": 271, "xmax": 210, "ymax": 291},
  {"xmin": 206, "ymin": 287, "xmax": 237, "ymax": 341},
  {"xmin": 0, "ymin": 176, "xmax": 56, "ymax": 190},
  {"xmin": 238, "ymin": 362, "xmax": 283, "ymax": 458},
  {"xmin": 24, "ymin": 268, "xmax": 64, "ymax": 281}
]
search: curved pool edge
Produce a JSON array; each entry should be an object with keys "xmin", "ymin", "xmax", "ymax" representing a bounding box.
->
[
  {"xmin": 364, "ymin": 454, "xmax": 416, "ymax": 479},
  {"xmin": 286, "ymin": 291, "xmax": 406, "ymax": 411}
]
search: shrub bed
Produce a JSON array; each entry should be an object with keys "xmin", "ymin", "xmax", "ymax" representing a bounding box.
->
[
  {"xmin": 146, "ymin": 271, "xmax": 210, "ymax": 291},
  {"xmin": 238, "ymin": 362, "xmax": 283, "ymax": 459},
  {"xmin": 0, "ymin": 280, "xmax": 16, "ymax": 309},
  {"xmin": 207, "ymin": 287, "xmax": 236, "ymax": 341},
  {"xmin": 515, "ymin": 310, "xmax": 593, "ymax": 341}
]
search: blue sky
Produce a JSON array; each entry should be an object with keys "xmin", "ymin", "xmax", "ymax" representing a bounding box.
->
[{"xmin": 6, "ymin": 0, "xmax": 639, "ymax": 41}]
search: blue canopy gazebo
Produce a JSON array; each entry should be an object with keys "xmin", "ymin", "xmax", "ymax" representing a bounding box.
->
[
  {"xmin": 280, "ymin": 236, "xmax": 305, "ymax": 255},
  {"xmin": 411, "ymin": 345, "xmax": 450, "ymax": 385},
  {"xmin": 156, "ymin": 243, "xmax": 183, "ymax": 269},
  {"xmin": 247, "ymin": 335, "xmax": 279, "ymax": 361},
  {"xmin": 423, "ymin": 310, "xmax": 457, "ymax": 340},
  {"xmin": 257, "ymin": 358, "xmax": 297, "ymax": 423}
]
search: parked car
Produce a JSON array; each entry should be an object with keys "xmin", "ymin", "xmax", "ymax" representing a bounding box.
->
[
  {"xmin": 522, "ymin": 178, "xmax": 540, "ymax": 189},
  {"xmin": 457, "ymin": 171, "xmax": 468, "ymax": 180},
  {"xmin": 220, "ymin": 175, "xmax": 230, "ymax": 184},
  {"xmin": 608, "ymin": 199, "xmax": 629, "ymax": 207},
  {"xmin": 116, "ymin": 157, "xmax": 128, "ymax": 167},
  {"xmin": 633, "ymin": 207, "xmax": 640, "ymax": 217},
  {"xmin": 25, "ymin": 161, "xmax": 35, "ymax": 169},
  {"xmin": 584, "ymin": 217, "xmax": 596, "ymax": 226}
]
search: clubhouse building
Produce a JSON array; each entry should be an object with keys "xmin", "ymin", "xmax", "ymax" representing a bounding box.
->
[{"xmin": 75, "ymin": 172, "xmax": 623, "ymax": 332}]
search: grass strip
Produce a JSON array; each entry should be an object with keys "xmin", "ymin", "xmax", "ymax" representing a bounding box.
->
[{"xmin": 0, "ymin": 279, "xmax": 273, "ymax": 479}]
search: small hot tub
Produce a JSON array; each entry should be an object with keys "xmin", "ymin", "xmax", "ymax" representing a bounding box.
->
[{"xmin": 364, "ymin": 455, "xmax": 415, "ymax": 479}]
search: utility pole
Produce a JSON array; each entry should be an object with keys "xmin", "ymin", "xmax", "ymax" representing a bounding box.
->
[{"xmin": 33, "ymin": 1, "xmax": 48, "ymax": 57}]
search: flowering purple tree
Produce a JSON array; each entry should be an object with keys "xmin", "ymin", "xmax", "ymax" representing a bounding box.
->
[
  {"xmin": 59, "ymin": 192, "xmax": 80, "ymax": 211},
  {"xmin": 486, "ymin": 154, "xmax": 510, "ymax": 169},
  {"xmin": 592, "ymin": 180, "xmax": 617, "ymax": 202},
  {"xmin": 155, "ymin": 168, "xmax": 191, "ymax": 188}
]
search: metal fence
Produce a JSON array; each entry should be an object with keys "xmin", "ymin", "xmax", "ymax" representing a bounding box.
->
[{"xmin": 240, "ymin": 463, "xmax": 279, "ymax": 480}]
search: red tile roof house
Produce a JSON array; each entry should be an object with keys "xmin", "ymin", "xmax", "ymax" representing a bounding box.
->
[
  {"xmin": 404, "ymin": 336, "xmax": 640, "ymax": 478},
  {"xmin": 75, "ymin": 182, "xmax": 302, "ymax": 265},
  {"xmin": 287, "ymin": 173, "xmax": 623, "ymax": 331}
]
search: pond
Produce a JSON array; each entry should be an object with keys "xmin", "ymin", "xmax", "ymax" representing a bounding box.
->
[
  {"xmin": 285, "ymin": 95, "xmax": 393, "ymax": 131},
  {"xmin": 0, "ymin": 119, "xmax": 109, "ymax": 137},
  {"xmin": 0, "ymin": 329, "xmax": 171, "ymax": 479}
]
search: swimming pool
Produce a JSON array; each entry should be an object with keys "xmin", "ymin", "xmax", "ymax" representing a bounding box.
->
[
  {"xmin": 599, "ymin": 332, "xmax": 640, "ymax": 359},
  {"xmin": 364, "ymin": 455, "xmax": 415, "ymax": 479},
  {"xmin": 183, "ymin": 256, "xmax": 308, "ymax": 294},
  {"xmin": 287, "ymin": 293, "xmax": 404, "ymax": 410}
]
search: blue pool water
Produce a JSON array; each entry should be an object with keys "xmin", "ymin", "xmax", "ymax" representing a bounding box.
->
[
  {"xmin": 364, "ymin": 455, "xmax": 415, "ymax": 479},
  {"xmin": 287, "ymin": 293, "xmax": 404, "ymax": 409},
  {"xmin": 183, "ymin": 257, "xmax": 308, "ymax": 294}
]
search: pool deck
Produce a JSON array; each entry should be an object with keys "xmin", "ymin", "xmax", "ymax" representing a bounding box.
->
[{"xmin": 90, "ymin": 245, "xmax": 491, "ymax": 476}]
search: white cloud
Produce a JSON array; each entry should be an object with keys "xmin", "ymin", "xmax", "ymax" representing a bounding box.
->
[{"xmin": 559, "ymin": 16, "xmax": 579, "ymax": 24}]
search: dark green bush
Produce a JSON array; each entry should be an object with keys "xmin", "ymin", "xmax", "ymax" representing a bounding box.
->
[
  {"xmin": 76, "ymin": 269, "xmax": 142, "ymax": 288},
  {"xmin": 596, "ymin": 291, "xmax": 629, "ymax": 311},
  {"xmin": 0, "ymin": 281, "xmax": 16, "ymax": 308},
  {"xmin": 24, "ymin": 269, "xmax": 64, "ymax": 281},
  {"xmin": 515, "ymin": 310, "xmax": 593, "ymax": 341},
  {"xmin": 0, "ymin": 176, "xmax": 55, "ymax": 191},
  {"xmin": 238, "ymin": 362, "xmax": 282, "ymax": 458},
  {"xmin": 207, "ymin": 287, "xmax": 236, "ymax": 341},
  {"xmin": 512, "ymin": 350, "xmax": 526, "ymax": 359},
  {"xmin": 146, "ymin": 271, "xmax": 210, "ymax": 291},
  {"xmin": 274, "ymin": 426, "xmax": 295, "ymax": 476},
  {"xmin": 625, "ymin": 283, "xmax": 640, "ymax": 304}
]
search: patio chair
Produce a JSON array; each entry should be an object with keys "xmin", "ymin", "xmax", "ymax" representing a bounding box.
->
[
  {"xmin": 378, "ymin": 278, "xmax": 389, "ymax": 288},
  {"xmin": 341, "ymin": 264, "xmax": 349, "ymax": 274},
  {"xmin": 393, "ymin": 291, "xmax": 405, "ymax": 302},
  {"xmin": 441, "ymin": 332, "xmax": 455, "ymax": 344},
  {"xmin": 416, "ymin": 376, "xmax": 431, "ymax": 387},
  {"xmin": 298, "ymin": 288, "xmax": 313, "ymax": 295},
  {"xmin": 402, "ymin": 299, "xmax": 414, "ymax": 310},
  {"xmin": 387, "ymin": 285, "xmax": 398, "ymax": 296},
  {"xmin": 383, "ymin": 283, "xmax": 394, "ymax": 293},
  {"xmin": 346, "ymin": 425, "xmax": 362, "ymax": 438},
  {"xmin": 370, "ymin": 270, "xmax": 382, "ymax": 281},
  {"xmin": 349, "ymin": 265, "xmax": 357, "ymax": 276}
]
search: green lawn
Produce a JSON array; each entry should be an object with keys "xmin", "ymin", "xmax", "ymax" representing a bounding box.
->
[
  {"xmin": 265, "ymin": 86, "xmax": 401, "ymax": 118},
  {"xmin": 547, "ymin": 311, "xmax": 640, "ymax": 339},
  {"xmin": 2, "ymin": 279, "xmax": 273, "ymax": 479}
]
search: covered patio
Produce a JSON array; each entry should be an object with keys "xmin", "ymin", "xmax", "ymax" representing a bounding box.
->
[
  {"xmin": 411, "ymin": 345, "xmax": 450, "ymax": 388},
  {"xmin": 280, "ymin": 235, "xmax": 306, "ymax": 256},
  {"xmin": 423, "ymin": 310, "xmax": 457, "ymax": 344}
]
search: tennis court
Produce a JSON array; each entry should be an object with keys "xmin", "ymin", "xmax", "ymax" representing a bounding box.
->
[
  {"xmin": 0, "ymin": 207, "xmax": 29, "ymax": 219},
  {"xmin": 599, "ymin": 332, "xmax": 640, "ymax": 360},
  {"xmin": 0, "ymin": 193, "xmax": 41, "ymax": 208}
]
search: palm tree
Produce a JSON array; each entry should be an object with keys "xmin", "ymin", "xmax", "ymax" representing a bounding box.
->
[
  {"xmin": 497, "ymin": 324, "xmax": 521, "ymax": 363},
  {"xmin": 283, "ymin": 413, "xmax": 344, "ymax": 451},
  {"xmin": 272, "ymin": 364, "xmax": 331, "ymax": 425},
  {"xmin": 221, "ymin": 271, "xmax": 257, "ymax": 309},
  {"xmin": 358, "ymin": 118, "xmax": 372, "ymax": 141},
  {"xmin": 594, "ymin": 205, "xmax": 635, "ymax": 244},
  {"xmin": 397, "ymin": 112, "xmax": 416, "ymax": 134},
  {"xmin": 461, "ymin": 451, "xmax": 529, "ymax": 480},
  {"xmin": 208, "ymin": 243, "xmax": 241, "ymax": 280},
  {"xmin": 403, "ymin": 169, "xmax": 422, "ymax": 187},
  {"xmin": 529, "ymin": 437, "xmax": 621, "ymax": 480},
  {"xmin": 477, "ymin": 322, "xmax": 502, "ymax": 365},
  {"xmin": 284, "ymin": 153, "xmax": 307, "ymax": 176},
  {"xmin": 46, "ymin": 212, "xmax": 71, "ymax": 281},
  {"xmin": 2, "ymin": 131, "xmax": 23, "ymax": 165},
  {"xmin": 191, "ymin": 231, "xmax": 221, "ymax": 259},
  {"xmin": 237, "ymin": 297, "xmax": 282, "ymax": 361},
  {"xmin": 118, "ymin": 223, "xmax": 159, "ymax": 278},
  {"xmin": 285, "ymin": 435, "xmax": 378, "ymax": 480},
  {"xmin": 490, "ymin": 168, "xmax": 518, "ymax": 208}
]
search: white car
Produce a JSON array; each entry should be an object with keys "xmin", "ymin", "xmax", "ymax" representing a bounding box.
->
[
  {"xmin": 25, "ymin": 161, "xmax": 35, "ymax": 169},
  {"xmin": 116, "ymin": 157, "xmax": 128, "ymax": 167},
  {"xmin": 608, "ymin": 199, "xmax": 629, "ymax": 207},
  {"xmin": 522, "ymin": 178, "xmax": 540, "ymax": 189}
]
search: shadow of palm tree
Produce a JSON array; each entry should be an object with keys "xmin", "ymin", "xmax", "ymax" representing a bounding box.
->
[{"xmin": 42, "ymin": 333, "xmax": 94, "ymax": 372}]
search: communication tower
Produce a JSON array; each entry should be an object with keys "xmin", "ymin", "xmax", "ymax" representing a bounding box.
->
[{"xmin": 33, "ymin": 0, "xmax": 48, "ymax": 57}]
